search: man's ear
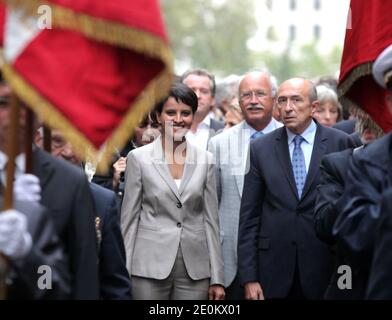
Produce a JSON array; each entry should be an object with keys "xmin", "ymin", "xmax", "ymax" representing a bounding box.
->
[
  {"xmin": 311, "ymin": 100, "xmax": 319, "ymax": 115},
  {"xmin": 385, "ymin": 92, "xmax": 392, "ymax": 115},
  {"xmin": 209, "ymin": 97, "xmax": 216, "ymax": 112},
  {"xmin": 34, "ymin": 128, "xmax": 43, "ymax": 147}
]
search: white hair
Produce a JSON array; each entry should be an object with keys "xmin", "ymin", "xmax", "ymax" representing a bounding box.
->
[{"xmin": 240, "ymin": 69, "xmax": 277, "ymax": 98}]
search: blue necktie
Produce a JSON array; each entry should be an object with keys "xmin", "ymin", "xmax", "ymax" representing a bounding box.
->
[
  {"xmin": 250, "ymin": 131, "xmax": 264, "ymax": 141},
  {"xmin": 292, "ymin": 135, "xmax": 306, "ymax": 198}
]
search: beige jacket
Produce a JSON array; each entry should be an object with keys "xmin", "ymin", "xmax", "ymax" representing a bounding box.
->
[{"xmin": 121, "ymin": 136, "xmax": 224, "ymax": 285}]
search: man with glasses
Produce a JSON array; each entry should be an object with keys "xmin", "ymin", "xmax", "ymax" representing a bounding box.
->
[
  {"xmin": 238, "ymin": 78, "xmax": 353, "ymax": 299},
  {"xmin": 181, "ymin": 69, "xmax": 224, "ymax": 150},
  {"xmin": 35, "ymin": 128, "xmax": 132, "ymax": 299},
  {"xmin": 208, "ymin": 70, "xmax": 282, "ymax": 299}
]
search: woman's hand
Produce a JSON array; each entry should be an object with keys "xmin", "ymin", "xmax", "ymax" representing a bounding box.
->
[
  {"xmin": 208, "ymin": 284, "xmax": 225, "ymax": 300},
  {"xmin": 112, "ymin": 157, "xmax": 127, "ymax": 189}
]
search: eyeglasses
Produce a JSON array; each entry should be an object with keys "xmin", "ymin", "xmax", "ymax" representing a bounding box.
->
[
  {"xmin": 276, "ymin": 96, "xmax": 305, "ymax": 107},
  {"xmin": 240, "ymin": 90, "xmax": 268, "ymax": 101}
]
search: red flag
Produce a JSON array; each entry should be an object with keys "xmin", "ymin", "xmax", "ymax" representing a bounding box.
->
[
  {"xmin": 0, "ymin": 4, "xmax": 4, "ymax": 48},
  {"xmin": 1, "ymin": 0, "xmax": 173, "ymax": 170},
  {"xmin": 338, "ymin": 0, "xmax": 392, "ymax": 132}
]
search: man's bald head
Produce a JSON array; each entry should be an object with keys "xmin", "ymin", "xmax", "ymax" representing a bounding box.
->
[
  {"xmin": 238, "ymin": 70, "xmax": 276, "ymax": 131},
  {"xmin": 277, "ymin": 78, "xmax": 319, "ymax": 134}
]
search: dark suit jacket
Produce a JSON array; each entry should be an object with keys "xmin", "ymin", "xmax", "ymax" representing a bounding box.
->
[
  {"xmin": 333, "ymin": 119, "xmax": 356, "ymax": 134},
  {"xmin": 92, "ymin": 139, "xmax": 135, "ymax": 192},
  {"xmin": 89, "ymin": 183, "xmax": 132, "ymax": 299},
  {"xmin": 209, "ymin": 119, "xmax": 224, "ymax": 141},
  {"xmin": 349, "ymin": 132, "xmax": 363, "ymax": 148},
  {"xmin": 366, "ymin": 188, "xmax": 392, "ymax": 299},
  {"xmin": 2, "ymin": 199, "xmax": 71, "ymax": 299},
  {"xmin": 238, "ymin": 124, "xmax": 353, "ymax": 299},
  {"xmin": 210, "ymin": 118, "xmax": 224, "ymax": 132},
  {"xmin": 32, "ymin": 148, "xmax": 99, "ymax": 299},
  {"xmin": 333, "ymin": 133, "xmax": 392, "ymax": 277},
  {"xmin": 315, "ymin": 149, "xmax": 354, "ymax": 244},
  {"xmin": 315, "ymin": 148, "xmax": 367, "ymax": 299}
]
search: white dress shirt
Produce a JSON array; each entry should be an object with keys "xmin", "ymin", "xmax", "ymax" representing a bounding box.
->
[
  {"xmin": 174, "ymin": 179, "xmax": 181, "ymax": 189},
  {"xmin": 0, "ymin": 151, "xmax": 26, "ymax": 185},
  {"xmin": 244, "ymin": 117, "xmax": 284, "ymax": 141},
  {"xmin": 286, "ymin": 120, "xmax": 317, "ymax": 173},
  {"xmin": 186, "ymin": 115, "xmax": 211, "ymax": 150}
]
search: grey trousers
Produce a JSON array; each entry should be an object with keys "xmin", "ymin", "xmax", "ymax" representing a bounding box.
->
[{"xmin": 132, "ymin": 246, "xmax": 210, "ymax": 300}]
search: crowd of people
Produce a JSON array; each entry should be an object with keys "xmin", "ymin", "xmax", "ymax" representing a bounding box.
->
[{"xmin": 1, "ymin": 43, "xmax": 392, "ymax": 300}]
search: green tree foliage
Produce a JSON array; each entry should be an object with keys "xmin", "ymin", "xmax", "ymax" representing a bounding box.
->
[
  {"xmin": 253, "ymin": 43, "xmax": 342, "ymax": 83},
  {"xmin": 161, "ymin": 0, "xmax": 257, "ymax": 76},
  {"xmin": 161, "ymin": 1, "xmax": 342, "ymax": 82}
]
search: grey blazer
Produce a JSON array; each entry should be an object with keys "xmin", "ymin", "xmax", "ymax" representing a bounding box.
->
[
  {"xmin": 208, "ymin": 119, "xmax": 283, "ymax": 287},
  {"xmin": 121, "ymin": 136, "xmax": 224, "ymax": 286}
]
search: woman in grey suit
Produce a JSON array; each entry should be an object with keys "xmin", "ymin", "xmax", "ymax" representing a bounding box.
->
[{"xmin": 121, "ymin": 83, "xmax": 225, "ymax": 300}]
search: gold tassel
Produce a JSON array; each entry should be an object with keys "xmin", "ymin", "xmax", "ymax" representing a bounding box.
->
[
  {"xmin": 338, "ymin": 63, "xmax": 373, "ymax": 97},
  {"xmin": 3, "ymin": 0, "xmax": 174, "ymax": 172},
  {"xmin": 6, "ymin": 0, "xmax": 173, "ymax": 67},
  {"xmin": 2, "ymin": 62, "xmax": 172, "ymax": 173}
]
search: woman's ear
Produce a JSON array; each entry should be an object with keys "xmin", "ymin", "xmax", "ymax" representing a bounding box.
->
[{"xmin": 155, "ymin": 111, "xmax": 162, "ymax": 124}]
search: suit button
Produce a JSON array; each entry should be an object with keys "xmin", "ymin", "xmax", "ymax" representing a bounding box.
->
[
  {"xmin": 177, "ymin": 223, "xmax": 182, "ymax": 228},
  {"xmin": 177, "ymin": 202, "xmax": 182, "ymax": 208}
]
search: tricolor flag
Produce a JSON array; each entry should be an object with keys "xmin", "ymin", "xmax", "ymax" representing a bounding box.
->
[
  {"xmin": 1, "ymin": 0, "xmax": 173, "ymax": 170},
  {"xmin": 338, "ymin": 0, "xmax": 392, "ymax": 132}
]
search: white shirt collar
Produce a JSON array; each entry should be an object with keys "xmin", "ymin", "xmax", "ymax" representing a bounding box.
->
[
  {"xmin": 286, "ymin": 119, "xmax": 317, "ymax": 145},
  {"xmin": 0, "ymin": 150, "xmax": 26, "ymax": 173},
  {"xmin": 201, "ymin": 115, "xmax": 211, "ymax": 127},
  {"xmin": 243, "ymin": 118, "xmax": 283, "ymax": 137}
]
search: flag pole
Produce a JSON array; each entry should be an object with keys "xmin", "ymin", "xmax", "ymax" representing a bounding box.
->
[
  {"xmin": 0, "ymin": 92, "xmax": 20, "ymax": 300},
  {"xmin": 24, "ymin": 107, "xmax": 33, "ymax": 173},
  {"xmin": 3, "ymin": 92, "xmax": 19, "ymax": 210},
  {"xmin": 43, "ymin": 125, "xmax": 51, "ymax": 153}
]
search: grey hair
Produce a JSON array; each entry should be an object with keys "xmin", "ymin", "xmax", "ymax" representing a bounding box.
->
[
  {"xmin": 316, "ymin": 84, "xmax": 342, "ymax": 119},
  {"xmin": 308, "ymin": 82, "xmax": 318, "ymax": 104},
  {"xmin": 215, "ymin": 74, "xmax": 241, "ymax": 105},
  {"xmin": 181, "ymin": 68, "xmax": 216, "ymax": 97},
  {"xmin": 239, "ymin": 69, "xmax": 277, "ymax": 98}
]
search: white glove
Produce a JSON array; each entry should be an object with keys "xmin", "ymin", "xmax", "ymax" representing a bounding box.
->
[
  {"xmin": 0, "ymin": 209, "xmax": 32, "ymax": 260},
  {"xmin": 13, "ymin": 174, "xmax": 41, "ymax": 203}
]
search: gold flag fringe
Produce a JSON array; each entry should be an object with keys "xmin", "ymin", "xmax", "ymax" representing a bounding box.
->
[
  {"xmin": 4, "ymin": 0, "xmax": 174, "ymax": 172},
  {"xmin": 338, "ymin": 62, "xmax": 373, "ymax": 98},
  {"xmin": 2, "ymin": 62, "xmax": 172, "ymax": 173},
  {"xmin": 6, "ymin": 0, "xmax": 172, "ymax": 63}
]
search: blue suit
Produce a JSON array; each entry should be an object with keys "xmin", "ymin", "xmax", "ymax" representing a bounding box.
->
[
  {"xmin": 90, "ymin": 183, "xmax": 132, "ymax": 299},
  {"xmin": 238, "ymin": 124, "xmax": 353, "ymax": 299}
]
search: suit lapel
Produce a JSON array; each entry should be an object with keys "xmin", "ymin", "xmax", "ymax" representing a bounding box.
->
[
  {"xmin": 231, "ymin": 122, "xmax": 249, "ymax": 196},
  {"xmin": 274, "ymin": 128, "xmax": 299, "ymax": 199},
  {"xmin": 300, "ymin": 125, "xmax": 326, "ymax": 200},
  {"xmin": 151, "ymin": 137, "xmax": 181, "ymax": 201},
  {"xmin": 178, "ymin": 141, "xmax": 197, "ymax": 196}
]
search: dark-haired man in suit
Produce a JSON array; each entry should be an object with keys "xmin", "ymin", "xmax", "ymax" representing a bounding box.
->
[
  {"xmin": 36, "ymin": 128, "xmax": 132, "ymax": 299},
  {"xmin": 0, "ymin": 79, "xmax": 99, "ymax": 299},
  {"xmin": 333, "ymin": 44, "xmax": 392, "ymax": 299},
  {"xmin": 314, "ymin": 114, "xmax": 383, "ymax": 299}
]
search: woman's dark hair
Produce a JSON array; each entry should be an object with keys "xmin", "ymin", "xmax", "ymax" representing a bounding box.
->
[{"xmin": 154, "ymin": 83, "xmax": 198, "ymax": 114}]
